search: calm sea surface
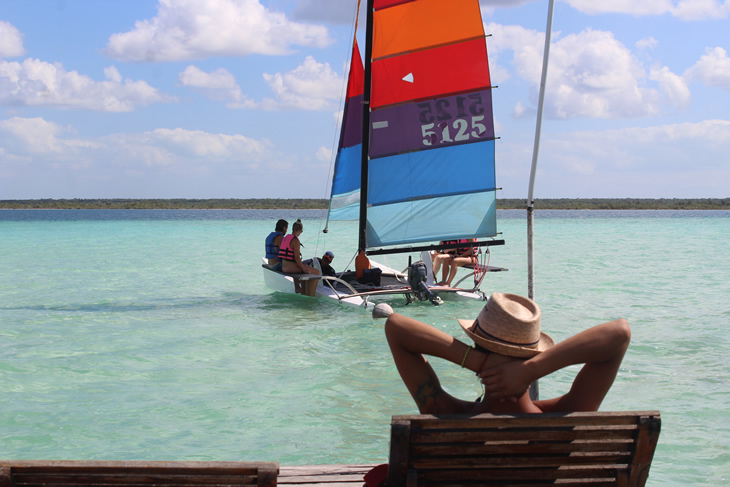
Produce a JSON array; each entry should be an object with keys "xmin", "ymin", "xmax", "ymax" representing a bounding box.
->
[{"xmin": 1, "ymin": 209, "xmax": 728, "ymax": 485}]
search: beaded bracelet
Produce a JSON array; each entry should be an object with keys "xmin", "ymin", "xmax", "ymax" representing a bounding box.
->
[{"xmin": 460, "ymin": 345, "xmax": 472, "ymax": 368}]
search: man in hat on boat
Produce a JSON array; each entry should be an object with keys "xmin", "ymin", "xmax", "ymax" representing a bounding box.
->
[
  {"xmin": 303, "ymin": 250, "xmax": 337, "ymax": 277},
  {"xmin": 380, "ymin": 293, "xmax": 630, "ymax": 414}
]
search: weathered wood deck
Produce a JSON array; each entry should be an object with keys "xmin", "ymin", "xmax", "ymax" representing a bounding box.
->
[{"xmin": 279, "ymin": 464, "xmax": 377, "ymax": 486}]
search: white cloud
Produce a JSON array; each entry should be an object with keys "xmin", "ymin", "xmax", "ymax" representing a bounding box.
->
[
  {"xmin": 497, "ymin": 119, "xmax": 730, "ymax": 198},
  {"xmin": 672, "ymin": 0, "xmax": 730, "ymax": 20},
  {"xmin": 582, "ymin": 120, "xmax": 730, "ymax": 166},
  {"xmin": 512, "ymin": 101, "xmax": 529, "ymax": 118},
  {"xmin": 315, "ymin": 145, "xmax": 332, "ymax": 163},
  {"xmin": 178, "ymin": 65, "xmax": 256, "ymax": 108},
  {"xmin": 564, "ymin": 0, "xmax": 730, "ymax": 20},
  {"xmin": 0, "ymin": 59, "xmax": 176, "ymax": 111},
  {"xmin": 0, "ymin": 21, "xmax": 25, "ymax": 58},
  {"xmin": 488, "ymin": 23, "xmax": 689, "ymax": 119},
  {"xmin": 0, "ymin": 117, "xmax": 67, "ymax": 155},
  {"xmin": 636, "ymin": 37, "xmax": 658, "ymax": 50},
  {"xmin": 104, "ymin": 0, "xmax": 332, "ymax": 62},
  {"xmin": 104, "ymin": 66, "xmax": 123, "ymax": 84},
  {"xmin": 261, "ymin": 55, "xmax": 344, "ymax": 110},
  {"xmin": 684, "ymin": 47, "xmax": 730, "ymax": 90},
  {"xmin": 142, "ymin": 128, "xmax": 270, "ymax": 160},
  {"xmin": 178, "ymin": 57, "xmax": 344, "ymax": 111},
  {"xmin": 0, "ymin": 116, "xmax": 321, "ymax": 198},
  {"xmin": 0, "ymin": 117, "xmax": 273, "ymax": 163},
  {"xmin": 651, "ymin": 66, "xmax": 691, "ymax": 108}
]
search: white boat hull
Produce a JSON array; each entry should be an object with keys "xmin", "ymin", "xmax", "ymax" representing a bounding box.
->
[{"xmin": 262, "ymin": 258, "xmax": 374, "ymax": 309}]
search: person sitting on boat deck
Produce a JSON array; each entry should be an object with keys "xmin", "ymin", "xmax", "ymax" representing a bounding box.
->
[
  {"xmin": 431, "ymin": 238, "xmax": 477, "ymax": 287},
  {"xmin": 264, "ymin": 219, "xmax": 288, "ymax": 270},
  {"xmin": 278, "ymin": 219, "xmax": 319, "ymax": 296},
  {"xmin": 303, "ymin": 250, "xmax": 337, "ymax": 278},
  {"xmin": 383, "ymin": 292, "xmax": 630, "ymax": 415}
]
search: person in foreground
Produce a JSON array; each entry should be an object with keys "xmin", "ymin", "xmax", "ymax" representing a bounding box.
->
[{"xmin": 382, "ymin": 292, "xmax": 630, "ymax": 414}]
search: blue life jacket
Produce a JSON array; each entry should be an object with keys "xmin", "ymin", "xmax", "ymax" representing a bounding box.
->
[{"xmin": 265, "ymin": 231, "xmax": 284, "ymax": 259}]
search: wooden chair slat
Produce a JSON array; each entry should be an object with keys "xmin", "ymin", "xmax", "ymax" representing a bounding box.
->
[
  {"xmin": 412, "ymin": 440, "xmax": 635, "ymax": 456},
  {"xmin": 394, "ymin": 411, "xmax": 658, "ymax": 430},
  {"xmin": 387, "ymin": 411, "xmax": 660, "ymax": 487},
  {"xmin": 411, "ymin": 452, "xmax": 632, "ymax": 468},
  {"xmin": 417, "ymin": 465, "xmax": 626, "ymax": 481},
  {"xmin": 0, "ymin": 461, "xmax": 278, "ymax": 487},
  {"xmin": 411, "ymin": 428, "xmax": 638, "ymax": 443}
]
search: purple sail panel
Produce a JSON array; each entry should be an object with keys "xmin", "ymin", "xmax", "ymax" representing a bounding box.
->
[
  {"xmin": 340, "ymin": 93, "xmax": 364, "ymax": 150},
  {"xmin": 369, "ymin": 89, "xmax": 494, "ymax": 159}
]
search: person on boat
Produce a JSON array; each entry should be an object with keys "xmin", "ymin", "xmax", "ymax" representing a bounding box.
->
[
  {"xmin": 264, "ymin": 219, "xmax": 288, "ymax": 269},
  {"xmin": 382, "ymin": 292, "xmax": 630, "ymax": 415},
  {"xmin": 303, "ymin": 250, "xmax": 337, "ymax": 278},
  {"xmin": 278, "ymin": 219, "xmax": 319, "ymax": 296},
  {"xmin": 431, "ymin": 238, "xmax": 477, "ymax": 287}
]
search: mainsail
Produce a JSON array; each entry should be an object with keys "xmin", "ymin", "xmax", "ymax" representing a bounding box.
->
[{"xmin": 329, "ymin": 0, "xmax": 497, "ymax": 251}]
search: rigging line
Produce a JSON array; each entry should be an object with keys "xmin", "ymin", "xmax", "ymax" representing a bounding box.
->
[{"xmin": 323, "ymin": 0, "xmax": 362, "ymax": 235}]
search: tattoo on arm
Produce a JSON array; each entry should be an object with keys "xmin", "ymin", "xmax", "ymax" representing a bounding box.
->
[{"xmin": 414, "ymin": 377, "xmax": 445, "ymax": 414}]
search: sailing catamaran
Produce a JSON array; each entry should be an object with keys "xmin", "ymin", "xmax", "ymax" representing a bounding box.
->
[{"xmin": 262, "ymin": 0, "xmax": 505, "ymax": 307}]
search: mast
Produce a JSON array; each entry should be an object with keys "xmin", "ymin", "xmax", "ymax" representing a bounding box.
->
[
  {"xmin": 358, "ymin": 0, "xmax": 375, "ymax": 252},
  {"xmin": 527, "ymin": 0, "xmax": 555, "ymax": 300}
]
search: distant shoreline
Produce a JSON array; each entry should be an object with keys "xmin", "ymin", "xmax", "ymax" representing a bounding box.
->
[{"xmin": 1, "ymin": 198, "xmax": 728, "ymax": 210}]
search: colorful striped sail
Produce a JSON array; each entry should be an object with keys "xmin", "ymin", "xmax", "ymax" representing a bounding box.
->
[
  {"xmin": 329, "ymin": 0, "xmax": 497, "ymax": 250},
  {"xmin": 328, "ymin": 41, "xmax": 364, "ymax": 221}
]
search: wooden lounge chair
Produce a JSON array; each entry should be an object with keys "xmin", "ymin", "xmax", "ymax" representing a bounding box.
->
[
  {"xmin": 0, "ymin": 460, "xmax": 278, "ymax": 487},
  {"xmin": 386, "ymin": 411, "xmax": 661, "ymax": 486}
]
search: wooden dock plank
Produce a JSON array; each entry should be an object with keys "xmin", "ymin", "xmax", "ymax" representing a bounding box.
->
[{"xmin": 278, "ymin": 464, "xmax": 376, "ymax": 486}]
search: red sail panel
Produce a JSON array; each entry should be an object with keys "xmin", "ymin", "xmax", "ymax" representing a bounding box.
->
[
  {"xmin": 373, "ymin": 0, "xmax": 415, "ymax": 10},
  {"xmin": 372, "ymin": 0, "xmax": 484, "ymax": 59},
  {"xmin": 346, "ymin": 40, "xmax": 364, "ymax": 99},
  {"xmin": 371, "ymin": 37, "xmax": 490, "ymax": 109}
]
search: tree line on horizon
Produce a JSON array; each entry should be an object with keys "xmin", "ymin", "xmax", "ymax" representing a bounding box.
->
[{"xmin": 1, "ymin": 198, "xmax": 728, "ymax": 210}]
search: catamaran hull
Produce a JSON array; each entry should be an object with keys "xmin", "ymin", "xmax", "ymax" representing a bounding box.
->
[
  {"xmin": 262, "ymin": 256, "xmax": 488, "ymax": 310},
  {"xmin": 261, "ymin": 259, "xmax": 373, "ymax": 309}
]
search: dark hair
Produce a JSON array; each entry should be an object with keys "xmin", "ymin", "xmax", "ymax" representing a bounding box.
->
[
  {"xmin": 292, "ymin": 219, "xmax": 303, "ymax": 232},
  {"xmin": 275, "ymin": 219, "xmax": 288, "ymax": 232}
]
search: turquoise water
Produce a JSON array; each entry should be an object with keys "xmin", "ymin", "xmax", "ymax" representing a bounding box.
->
[{"xmin": 1, "ymin": 209, "xmax": 728, "ymax": 485}]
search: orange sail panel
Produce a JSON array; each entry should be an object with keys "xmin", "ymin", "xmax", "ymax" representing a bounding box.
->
[
  {"xmin": 371, "ymin": 38, "xmax": 490, "ymax": 109},
  {"xmin": 373, "ymin": 0, "xmax": 484, "ymax": 59}
]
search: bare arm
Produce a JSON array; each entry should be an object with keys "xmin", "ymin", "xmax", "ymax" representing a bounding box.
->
[
  {"xmin": 479, "ymin": 318, "xmax": 631, "ymax": 412},
  {"xmin": 385, "ymin": 313, "xmax": 488, "ymax": 414},
  {"xmin": 290, "ymin": 238, "xmax": 305, "ymax": 271}
]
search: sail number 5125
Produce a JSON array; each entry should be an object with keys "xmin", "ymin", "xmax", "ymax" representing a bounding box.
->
[{"xmin": 418, "ymin": 94, "xmax": 488, "ymax": 146}]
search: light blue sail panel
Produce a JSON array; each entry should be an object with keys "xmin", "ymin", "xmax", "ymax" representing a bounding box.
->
[
  {"xmin": 367, "ymin": 140, "xmax": 495, "ymax": 207},
  {"xmin": 329, "ymin": 189, "xmax": 361, "ymax": 220},
  {"xmin": 329, "ymin": 143, "xmax": 362, "ymax": 220},
  {"xmin": 366, "ymin": 191, "xmax": 497, "ymax": 248}
]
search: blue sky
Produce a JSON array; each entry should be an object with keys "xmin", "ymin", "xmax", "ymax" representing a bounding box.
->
[{"xmin": 1, "ymin": 0, "xmax": 728, "ymax": 200}]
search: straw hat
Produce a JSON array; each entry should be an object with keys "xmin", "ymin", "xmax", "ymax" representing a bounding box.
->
[{"xmin": 457, "ymin": 293, "xmax": 554, "ymax": 358}]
